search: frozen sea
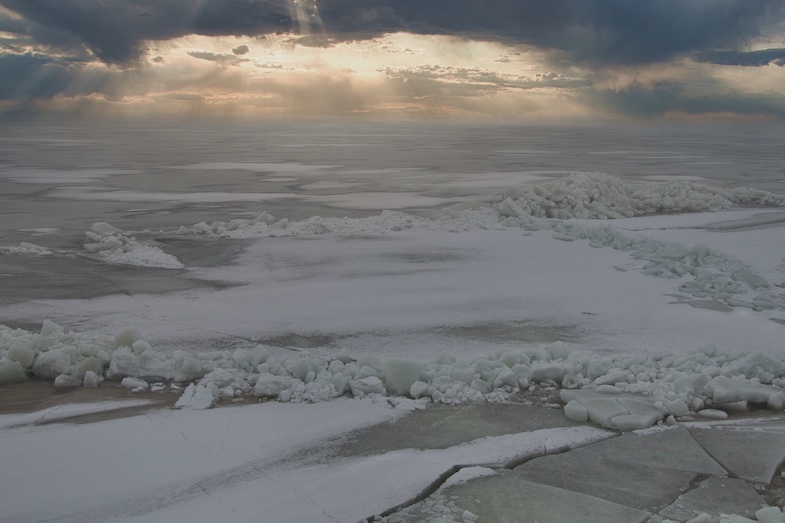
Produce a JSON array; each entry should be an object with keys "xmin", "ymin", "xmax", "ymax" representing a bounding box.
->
[{"xmin": 2, "ymin": 119, "xmax": 785, "ymax": 522}]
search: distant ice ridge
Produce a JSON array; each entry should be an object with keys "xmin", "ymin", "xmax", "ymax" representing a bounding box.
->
[
  {"xmin": 83, "ymin": 222, "xmax": 184, "ymax": 269},
  {"xmin": 0, "ymin": 242, "xmax": 53, "ymax": 256},
  {"xmin": 2, "ymin": 321, "xmax": 784, "ymax": 430},
  {"xmin": 143, "ymin": 173, "xmax": 783, "ymax": 312},
  {"xmin": 490, "ymin": 172, "xmax": 784, "ymax": 220},
  {"xmin": 173, "ymin": 173, "xmax": 785, "ymax": 239}
]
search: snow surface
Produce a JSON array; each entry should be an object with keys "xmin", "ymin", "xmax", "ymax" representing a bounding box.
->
[
  {"xmin": 0, "ymin": 398, "xmax": 607, "ymax": 522},
  {"xmin": 3, "ymin": 173, "xmax": 785, "ymax": 429},
  {"xmin": 3, "ymin": 170, "xmax": 785, "ymax": 520}
]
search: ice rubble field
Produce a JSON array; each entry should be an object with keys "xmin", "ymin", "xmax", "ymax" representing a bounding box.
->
[{"xmin": 2, "ymin": 173, "xmax": 785, "ymax": 434}]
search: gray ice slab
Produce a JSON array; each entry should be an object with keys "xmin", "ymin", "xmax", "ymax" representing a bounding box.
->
[
  {"xmin": 658, "ymin": 476, "xmax": 767, "ymax": 522},
  {"xmin": 327, "ymin": 403, "xmax": 581, "ymax": 457},
  {"xmin": 581, "ymin": 427, "xmax": 727, "ymax": 475},
  {"xmin": 689, "ymin": 427, "xmax": 785, "ymax": 484},
  {"xmin": 513, "ymin": 447, "xmax": 697, "ymax": 512},
  {"xmin": 560, "ymin": 389, "xmax": 664, "ymax": 430},
  {"xmin": 441, "ymin": 474, "xmax": 651, "ymax": 523},
  {"xmin": 511, "ymin": 428, "xmax": 726, "ymax": 511}
]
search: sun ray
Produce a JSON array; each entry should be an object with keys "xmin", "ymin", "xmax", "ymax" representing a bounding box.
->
[{"xmin": 287, "ymin": 0, "xmax": 324, "ymax": 35}]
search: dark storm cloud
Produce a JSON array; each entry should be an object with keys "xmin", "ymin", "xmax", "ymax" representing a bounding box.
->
[
  {"xmin": 695, "ymin": 48, "xmax": 785, "ymax": 67},
  {"xmin": 319, "ymin": 0, "xmax": 784, "ymax": 66},
  {"xmin": 0, "ymin": 53, "xmax": 108, "ymax": 100},
  {"xmin": 1, "ymin": 0, "xmax": 784, "ymax": 66},
  {"xmin": 585, "ymin": 81, "xmax": 785, "ymax": 118},
  {"xmin": 0, "ymin": 0, "xmax": 294, "ymax": 63}
]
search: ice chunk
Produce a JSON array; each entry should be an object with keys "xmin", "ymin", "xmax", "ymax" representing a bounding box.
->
[
  {"xmin": 409, "ymin": 380, "xmax": 430, "ymax": 399},
  {"xmin": 595, "ymin": 370, "xmax": 631, "ymax": 387},
  {"xmin": 349, "ymin": 376, "xmax": 386, "ymax": 397},
  {"xmin": 756, "ymin": 507, "xmax": 785, "ymax": 523},
  {"xmin": 530, "ymin": 363, "xmax": 565, "ymax": 383},
  {"xmin": 580, "ymin": 398, "xmax": 629, "ymax": 428},
  {"xmin": 54, "ymin": 374, "xmax": 82, "ymax": 388},
  {"xmin": 83, "ymin": 371, "xmax": 100, "ymax": 389},
  {"xmin": 384, "ymin": 359, "xmax": 423, "ymax": 396},
  {"xmin": 174, "ymin": 383, "xmax": 219, "ymax": 409},
  {"xmin": 492, "ymin": 366, "xmax": 517, "ymax": 388},
  {"xmin": 32, "ymin": 349, "xmax": 72, "ymax": 379},
  {"xmin": 114, "ymin": 328, "xmax": 143, "ymax": 350},
  {"xmin": 0, "ymin": 361, "xmax": 28, "ymax": 385},
  {"xmin": 74, "ymin": 357, "xmax": 103, "ymax": 379},
  {"xmin": 732, "ymin": 271, "xmax": 770, "ymax": 288},
  {"xmin": 710, "ymin": 376, "xmax": 779, "ymax": 405},
  {"xmin": 561, "ymin": 390, "xmax": 663, "ymax": 430},
  {"xmin": 564, "ymin": 400, "xmax": 589, "ymax": 423},
  {"xmin": 695, "ymin": 409, "xmax": 728, "ymax": 420},
  {"xmin": 254, "ymin": 375, "xmax": 292, "ymax": 398},
  {"xmin": 666, "ymin": 399, "xmax": 690, "ymax": 417},
  {"xmin": 673, "ymin": 374, "xmax": 710, "ymax": 396},
  {"xmin": 40, "ymin": 319, "xmax": 64, "ymax": 337},
  {"xmin": 586, "ymin": 358, "xmax": 614, "ymax": 380},
  {"xmin": 7, "ymin": 344, "xmax": 35, "ymax": 368},
  {"xmin": 91, "ymin": 222, "xmax": 122, "ymax": 235},
  {"xmin": 767, "ymin": 392, "xmax": 785, "ymax": 410},
  {"xmin": 121, "ymin": 377, "xmax": 149, "ymax": 391}
]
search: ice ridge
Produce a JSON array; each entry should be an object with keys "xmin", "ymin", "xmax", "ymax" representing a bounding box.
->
[{"xmin": 2, "ymin": 322, "xmax": 784, "ymax": 431}]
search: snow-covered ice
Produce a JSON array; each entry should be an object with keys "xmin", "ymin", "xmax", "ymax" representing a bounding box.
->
[{"xmin": 2, "ymin": 122, "xmax": 785, "ymax": 521}]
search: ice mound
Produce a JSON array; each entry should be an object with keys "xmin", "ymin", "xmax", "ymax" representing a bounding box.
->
[
  {"xmin": 0, "ymin": 242, "xmax": 53, "ymax": 256},
  {"xmin": 2, "ymin": 322, "xmax": 785, "ymax": 431},
  {"xmin": 83, "ymin": 222, "xmax": 184, "ymax": 269},
  {"xmin": 176, "ymin": 174, "xmax": 785, "ymax": 240},
  {"xmin": 492, "ymin": 172, "xmax": 784, "ymax": 220}
]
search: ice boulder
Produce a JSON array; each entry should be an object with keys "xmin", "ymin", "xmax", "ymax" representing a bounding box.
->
[
  {"xmin": 564, "ymin": 400, "xmax": 589, "ymax": 423},
  {"xmin": 709, "ymin": 376, "xmax": 783, "ymax": 407},
  {"xmin": 349, "ymin": 376, "xmax": 386, "ymax": 397},
  {"xmin": 0, "ymin": 361, "xmax": 28, "ymax": 385},
  {"xmin": 384, "ymin": 359, "xmax": 423, "ymax": 396},
  {"xmin": 561, "ymin": 390, "xmax": 664, "ymax": 431},
  {"xmin": 121, "ymin": 377, "xmax": 149, "ymax": 391},
  {"xmin": 83, "ymin": 371, "xmax": 100, "ymax": 389},
  {"xmin": 254, "ymin": 375, "xmax": 292, "ymax": 398},
  {"xmin": 7, "ymin": 344, "xmax": 35, "ymax": 368},
  {"xmin": 40, "ymin": 319, "xmax": 65, "ymax": 337},
  {"xmin": 91, "ymin": 222, "xmax": 123, "ymax": 236},
  {"xmin": 175, "ymin": 383, "xmax": 219, "ymax": 409},
  {"xmin": 31, "ymin": 349, "xmax": 73, "ymax": 379},
  {"xmin": 74, "ymin": 357, "xmax": 103, "ymax": 379},
  {"xmin": 54, "ymin": 374, "xmax": 82, "ymax": 388}
]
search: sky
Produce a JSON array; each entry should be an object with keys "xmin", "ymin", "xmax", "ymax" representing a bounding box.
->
[{"xmin": 1, "ymin": 0, "xmax": 785, "ymax": 120}]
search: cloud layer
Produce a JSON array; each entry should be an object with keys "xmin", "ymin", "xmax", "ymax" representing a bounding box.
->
[
  {"xmin": 1, "ymin": 0, "xmax": 785, "ymax": 119},
  {"xmin": 3, "ymin": 0, "xmax": 783, "ymax": 65}
]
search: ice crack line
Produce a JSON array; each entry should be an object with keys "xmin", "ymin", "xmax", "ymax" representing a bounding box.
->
[{"xmin": 360, "ymin": 432, "xmax": 619, "ymax": 522}]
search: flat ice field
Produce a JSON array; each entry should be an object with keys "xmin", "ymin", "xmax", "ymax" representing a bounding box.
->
[{"xmin": 2, "ymin": 122, "xmax": 785, "ymax": 522}]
